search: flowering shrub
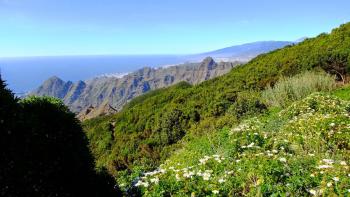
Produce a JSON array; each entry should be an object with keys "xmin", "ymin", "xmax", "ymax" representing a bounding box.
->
[{"xmin": 131, "ymin": 93, "xmax": 350, "ymax": 196}]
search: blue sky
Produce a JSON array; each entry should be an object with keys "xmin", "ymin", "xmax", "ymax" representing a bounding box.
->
[{"xmin": 0, "ymin": 0, "xmax": 349, "ymax": 57}]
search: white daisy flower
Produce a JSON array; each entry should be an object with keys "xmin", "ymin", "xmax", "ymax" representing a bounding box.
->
[
  {"xmin": 279, "ymin": 157, "xmax": 287, "ymax": 163},
  {"xmin": 212, "ymin": 190, "xmax": 219, "ymax": 194},
  {"xmin": 218, "ymin": 178, "xmax": 225, "ymax": 183},
  {"xmin": 308, "ymin": 189, "xmax": 317, "ymax": 195}
]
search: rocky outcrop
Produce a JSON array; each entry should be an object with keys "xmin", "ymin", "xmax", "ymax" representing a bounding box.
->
[
  {"xmin": 31, "ymin": 57, "xmax": 240, "ymax": 120},
  {"xmin": 34, "ymin": 76, "xmax": 73, "ymax": 99}
]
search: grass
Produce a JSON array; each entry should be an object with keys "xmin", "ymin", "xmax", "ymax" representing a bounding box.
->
[{"xmin": 332, "ymin": 84, "xmax": 350, "ymax": 101}]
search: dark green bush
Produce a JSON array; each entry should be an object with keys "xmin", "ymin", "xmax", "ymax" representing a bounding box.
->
[{"xmin": 0, "ymin": 78, "xmax": 119, "ymax": 197}]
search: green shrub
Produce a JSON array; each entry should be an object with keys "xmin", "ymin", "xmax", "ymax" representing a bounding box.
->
[
  {"xmin": 228, "ymin": 91, "xmax": 267, "ymax": 118},
  {"xmin": 262, "ymin": 71, "xmax": 336, "ymax": 108}
]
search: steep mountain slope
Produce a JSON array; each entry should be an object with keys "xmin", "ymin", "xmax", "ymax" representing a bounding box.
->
[
  {"xmin": 83, "ymin": 22, "xmax": 350, "ymax": 193},
  {"xmin": 193, "ymin": 41, "xmax": 293, "ymax": 61},
  {"xmin": 31, "ymin": 58, "xmax": 240, "ymax": 119}
]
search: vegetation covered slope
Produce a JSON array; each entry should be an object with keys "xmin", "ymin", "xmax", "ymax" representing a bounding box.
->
[
  {"xmin": 83, "ymin": 22, "xmax": 350, "ymax": 193},
  {"xmin": 135, "ymin": 92, "xmax": 350, "ymax": 196},
  {"xmin": 0, "ymin": 77, "xmax": 118, "ymax": 196}
]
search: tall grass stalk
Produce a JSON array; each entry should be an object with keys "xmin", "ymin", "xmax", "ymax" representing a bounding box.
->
[{"xmin": 262, "ymin": 71, "xmax": 336, "ymax": 108}]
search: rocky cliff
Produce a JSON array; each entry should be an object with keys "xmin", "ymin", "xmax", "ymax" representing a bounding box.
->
[{"xmin": 31, "ymin": 57, "xmax": 240, "ymax": 119}]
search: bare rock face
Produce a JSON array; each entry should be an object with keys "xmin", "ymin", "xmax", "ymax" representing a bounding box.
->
[
  {"xmin": 34, "ymin": 76, "xmax": 73, "ymax": 99},
  {"xmin": 31, "ymin": 57, "xmax": 240, "ymax": 120}
]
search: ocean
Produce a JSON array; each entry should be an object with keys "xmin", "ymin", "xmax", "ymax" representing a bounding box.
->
[{"xmin": 0, "ymin": 55, "xmax": 189, "ymax": 94}]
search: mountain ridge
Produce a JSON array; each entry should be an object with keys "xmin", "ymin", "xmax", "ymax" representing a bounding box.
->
[
  {"xmin": 192, "ymin": 41, "xmax": 294, "ymax": 61},
  {"xmin": 31, "ymin": 57, "xmax": 240, "ymax": 119}
]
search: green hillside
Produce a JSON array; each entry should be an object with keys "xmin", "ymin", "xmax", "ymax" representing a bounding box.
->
[
  {"xmin": 137, "ymin": 92, "xmax": 350, "ymax": 196},
  {"xmin": 83, "ymin": 22, "xmax": 350, "ymax": 195}
]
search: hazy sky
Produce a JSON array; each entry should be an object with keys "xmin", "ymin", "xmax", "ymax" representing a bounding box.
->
[{"xmin": 0, "ymin": 0, "xmax": 349, "ymax": 57}]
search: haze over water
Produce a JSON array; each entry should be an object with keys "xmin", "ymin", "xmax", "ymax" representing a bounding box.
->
[{"xmin": 0, "ymin": 55, "xmax": 188, "ymax": 94}]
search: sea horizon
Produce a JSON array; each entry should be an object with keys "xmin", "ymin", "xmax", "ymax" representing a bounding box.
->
[{"xmin": 0, "ymin": 54, "xmax": 192, "ymax": 94}]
